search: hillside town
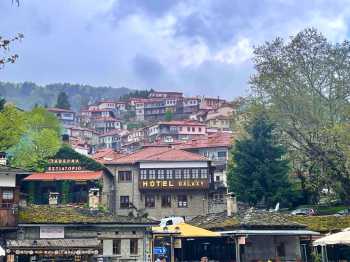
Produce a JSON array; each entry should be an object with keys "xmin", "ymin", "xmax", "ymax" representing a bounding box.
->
[
  {"xmin": 2, "ymin": 1, "xmax": 350, "ymax": 262},
  {"xmin": 0, "ymin": 86, "xmax": 350, "ymax": 262}
]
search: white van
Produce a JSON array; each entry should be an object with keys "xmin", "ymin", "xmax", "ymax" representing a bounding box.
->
[{"xmin": 159, "ymin": 217, "xmax": 185, "ymax": 227}]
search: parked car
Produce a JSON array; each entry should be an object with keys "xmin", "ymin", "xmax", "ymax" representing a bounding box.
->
[
  {"xmin": 335, "ymin": 208, "xmax": 350, "ymax": 216},
  {"xmin": 290, "ymin": 208, "xmax": 316, "ymax": 216}
]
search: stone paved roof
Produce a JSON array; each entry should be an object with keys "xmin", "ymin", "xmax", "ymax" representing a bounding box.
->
[
  {"xmin": 19, "ymin": 205, "xmax": 158, "ymax": 225},
  {"xmin": 189, "ymin": 209, "xmax": 305, "ymax": 230},
  {"xmin": 0, "ymin": 165, "xmax": 30, "ymax": 174}
]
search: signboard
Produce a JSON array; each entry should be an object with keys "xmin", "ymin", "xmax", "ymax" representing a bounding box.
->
[
  {"xmin": 139, "ymin": 179, "xmax": 209, "ymax": 190},
  {"xmin": 46, "ymin": 159, "xmax": 83, "ymax": 172},
  {"xmin": 153, "ymin": 247, "xmax": 166, "ymax": 255},
  {"xmin": 40, "ymin": 226, "xmax": 64, "ymax": 239}
]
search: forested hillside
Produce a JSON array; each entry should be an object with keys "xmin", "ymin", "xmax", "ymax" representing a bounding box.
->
[{"xmin": 0, "ymin": 82, "xmax": 133, "ymax": 111}]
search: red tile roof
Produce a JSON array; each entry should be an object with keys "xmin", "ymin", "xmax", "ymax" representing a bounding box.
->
[
  {"xmin": 177, "ymin": 132, "xmax": 234, "ymax": 149},
  {"xmin": 48, "ymin": 107, "xmax": 75, "ymax": 113},
  {"xmin": 92, "ymin": 149, "xmax": 125, "ymax": 164},
  {"xmin": 158, "ymin": 120, "xmax": 206, "ymax": 126},
  {"xmin": 98, "ymin": 129, "xmax": 123, "ymax": 137},
  {"xmin": 108, "ymin": 147, "xmax": 208, "ymax": 164},
  {"xmin": 24, "ymin": 171, "xmax": 103, "ymax": 181}
]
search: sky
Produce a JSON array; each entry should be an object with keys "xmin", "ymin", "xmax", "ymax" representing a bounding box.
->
[{"xmin": 0, "ymin": 0, "xmax": 350, "ymax": 100}]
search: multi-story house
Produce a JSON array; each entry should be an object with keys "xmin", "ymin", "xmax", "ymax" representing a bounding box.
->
[
  {"xmin": 92, "ymin": 117, "xmax": 122, "ymax": 133},
  {"xmin": 0, "ymin": 159, "xmax": 30, "ymax": 255},
  {"xmin": 101, "ymin": 147, "xmax": 213, "ymax": 220},
  {"xmin": 143, "ymin": 98, "xmax": 167, "ymax": 121},
  {"xmin": 183, "ymin": 97, "xmax": 201, "ymax": 115},
  {"xmin": 64, "ymin": 126, "xmax": 99, "ymax": 146},
  {"xmin": 205, "ymin": 104, "xmax": 234, "ymax": 131},
  {"xmin": 134, "ymin": 99, "xmax": 146, "ymax": 121},
  {"xmin": 48, "ymin": 108, "xmax": 76, "ymax": 126},
  {"xmin": 98, "ymin": 129, "xmax": 123, "ymax": 150},
  {"xmin": 97, "ymin": 100, "xmax": 116, "ymax": 110},
  {"xmin": 0, "ymin": 165, "xmax": 30, "ymax": 228},
  {"xmin": 178, "ymin": 132, "xmax": 233, "ymax": 213},
  {"xmin": 148, "ymin": 120, "xmax": 206, "ymax": 142},
  {"xmin": 116, "ymin": 101, "xmax": 127, "ymax": 112},
  {"xmin": 149, "ymin": 91, "xmax": 183, "ymax": 99},
  {"xmin": 200, "ymin": 97, "xmax": 226, "ymax": 110}
]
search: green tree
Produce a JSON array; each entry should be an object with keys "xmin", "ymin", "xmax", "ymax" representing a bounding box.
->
[
  {"xmin": 55, "ymin": 91, "xmax": 71, "ymax": 110},
  {"xmin": 0, "ymin": 105, "xmax": 26, "ymax": 151},
  {"xmin": 7, "ymin": 107, "xmax": 61, "ymax": 170},
  {"xmin": 250, "ymin": 28, "xmax": 350, "ymax": 202},
  {"xmin": 164, "ymin": 109, "xmax": 173, "ymax": 121},
  {"xmin": 228, "ymin": 113, "xmax": 290, "ymax": 208}
]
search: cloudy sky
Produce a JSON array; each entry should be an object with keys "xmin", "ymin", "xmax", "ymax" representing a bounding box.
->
[{"xmin": 0, "ymin": 0, "xmax": 349, "ymax": 99}]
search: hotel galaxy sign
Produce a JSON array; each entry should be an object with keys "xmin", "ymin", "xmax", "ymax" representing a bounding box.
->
[{"xmin": 139, "ymin": 179, "xmax": 209, "ymax": 190}]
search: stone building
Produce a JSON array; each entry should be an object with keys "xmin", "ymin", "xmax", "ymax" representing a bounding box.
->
[
  {"xmin": 101, "ymin": 147, "xmax": 213, "ymax": 220},
  {"xmin": 4, "ymin": 205, "xmax": 157, "ymax": 262},
  {"xmin": 189, "ymin": 197, "xmax": 319, "ymax": 262}
]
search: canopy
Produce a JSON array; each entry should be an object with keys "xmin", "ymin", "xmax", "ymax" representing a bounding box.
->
[
  {"xmin": 152, "ymin": 223, "xmax": 220, "ymax": 238},
  {"xmin": 313, "ymin": 228, "xmax": 350, "ymax": 246},
  {"xmin": 0, "ymin": 245, "xmax": 5, "ymax": 256}
]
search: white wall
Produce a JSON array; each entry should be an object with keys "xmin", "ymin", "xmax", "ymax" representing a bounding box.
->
[{"xmin": 0, "ymin": 175, "xmax": 16, "ymax": 187}]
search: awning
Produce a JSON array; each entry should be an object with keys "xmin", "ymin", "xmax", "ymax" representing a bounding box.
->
[
  {"xmin": 6, "ymin": 239, "xmax": 100, "ymax": 256},
  {"xmin": 23, "ymin": 171, "xmax": 103, "ymax": 181},
  {"xmin": 7, "ymin": 238, "xmax": 100, "ymax": 248},
  {"xmin": 152, "ymin": 223, "xmax": 220, "ymax": 238},
  {"xmin": 0, "ymin": 245, "xmax": 5, "ymax": 256},
  {"xmin": 313, "ymin": 228, "xmax": 350, "ymax": 246},
  {"xmin": 219, "ymin": 229, "xmax": 320, "ymax": 236}
]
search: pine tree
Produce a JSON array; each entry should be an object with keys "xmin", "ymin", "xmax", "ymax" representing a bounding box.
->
[
  {"xmin": 55, "ymin": 91, "xmax": 71, "ymax": 110},
  {"xmin": 228, "ymin": 112, "xmax": 290, "ymax": 208}
]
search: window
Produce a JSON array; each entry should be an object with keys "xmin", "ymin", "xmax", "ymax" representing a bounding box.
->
[
  {"xmin": 192, "ymin": 169, "xmax": 199, "ymax": 179},
  {"xmin": 166, "ymin": 170, "xmax": 173, "ymax": 179},
  {"xmin": 145, "ymin": 195, "xmax": 155, "ymax": 208},
  {"xmin": 192, "ymin": 127, "xmax": 195, "ymax": 132},
  {"xmin": 149, "ymin": 170, "xmax": 156, "ymax": 179},
  {"xmin": 130, "ymin": 239, "xmax": 138, "ymax": 255},
  {"xmin": 113, "ymin": 239, "xmax": 121, "ymax": 255},
  {"xmin": 140, "ymin": 169, "xmax": 147, "ymax": 180},
  {"xmin": 120, "ymin": 196, "xmax": 130, "ymax": 209},
  {"xmin": 199, "ymin": 127, "xmax": 202, "ymax": 132},
  {"xmin": 161, "ymin": 195, "xmax": 171, "ymax": 208},
  {"xmin": 2, "ymin": 190, "xmax": 14, "ymax": 203},
  {"xmin": 179, "ymin": 127, "xmax": 183, "ymax": 131},
  {"xmin": 157, "ymin": 170, "xmax": 165, "ymax": 179},
  {"xmin": 175, "ymin": 169, "xmax": 182, "ymax": 179},
  {"xmin": 200, "ymin": 169, "xmax": 208, "ymax": 179},
  {"xmin": 178, "ymin": 195, "xmax": 188, "ymax": 208},
  {"xmin": 218, "ymin": 151, "xmax": 227, "ymax": 158},
  {"xmin": 184, "ymin": 169, "xmax": 190, "ymax": 179},
  {"xmin": 187, "ymin": 127, "xmax": 190, "ymax": 132},
  {"xmin": 118, "ymin": 171, "xmax": 132, "ymax": 182},
  {"xmin": 216, "ymin": 175, "xmax": 220, "ymax": 181}
]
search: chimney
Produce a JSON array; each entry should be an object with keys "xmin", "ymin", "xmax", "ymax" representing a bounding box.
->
[
  {"xmin": 226, "ymin": 192, "xmax": 237, "ymax": 217},
  {"xmin": 0, "ymin": 152, "xmax": 7, "ymax": 166},
  {"xmin": 49, "ymin": 192, "xmax": 60, "ymax": 205},
  {"xmin": 88, "ymin": 188, "xmax": 100, "ymax": 209}
]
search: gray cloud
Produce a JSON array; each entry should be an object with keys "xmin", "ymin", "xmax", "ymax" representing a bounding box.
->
[
  {"xmin": 1, "ymin": 0, "xmax": 350, "ymax": 99},
  {"xmin": 132, "ymin": 54, "xmax": 165, "ymax": 84}
]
